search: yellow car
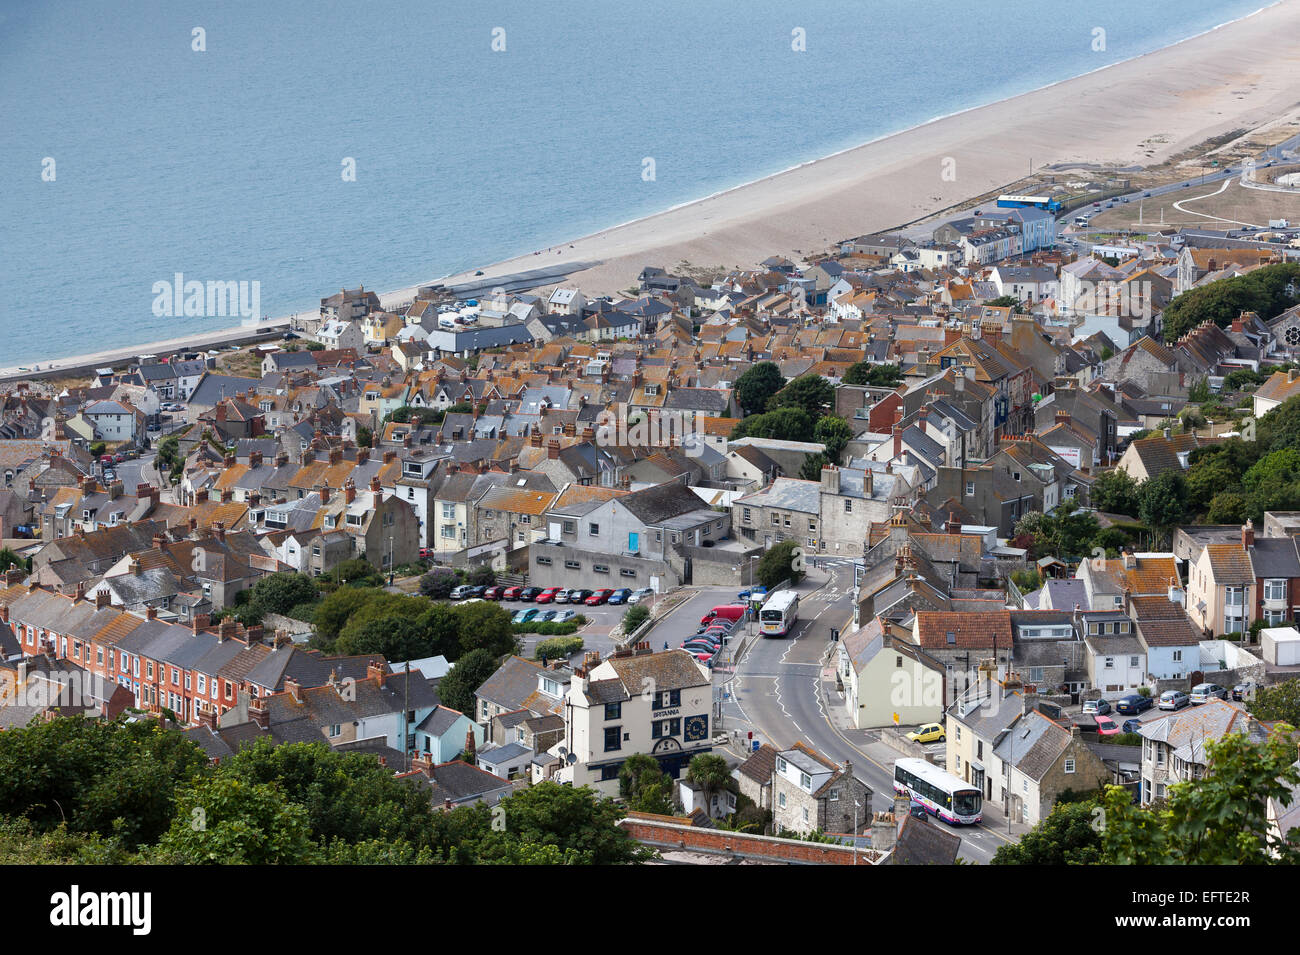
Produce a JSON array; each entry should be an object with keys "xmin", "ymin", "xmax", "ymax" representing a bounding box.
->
[{"xmin": 906, "ymin": 722, "xmax": 946, "ymax": 744}]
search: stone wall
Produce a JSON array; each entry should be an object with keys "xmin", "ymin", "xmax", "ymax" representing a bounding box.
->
[{"xmin": 618, "ymin": 815, "xmax": 884, "ymax": 865}]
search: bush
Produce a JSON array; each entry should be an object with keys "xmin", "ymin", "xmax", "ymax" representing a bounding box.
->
[
  {"xmin": 284, "ymin": 603, "xmax": 317, "ymax": 624},
  {"xmin": 1112, "ymin": 733, "xmax": 1144, "ymax": 747},
  {"xmin": 467, "ymin": 565, "xmax": 496, "ymax": 587},
  {"xmin": 534, "ymin": 636, "xmax": 584, "ymax": 660},
  {"xmin": 513, "ymin": 621, "xmax": 580, "ymax": 636},
  {"xmin": 419, "ymin": 569, "xmax": 458, "ymax": 600},
  {"xmin": 623, "ymin": 605, "xmax": 650, "ymax": 633}
]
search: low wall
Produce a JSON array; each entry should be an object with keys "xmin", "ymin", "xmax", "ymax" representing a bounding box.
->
[
  {"xmin": 618, "ymin": 815, "xmax": 884, "ymax": 865},
  {"xmin": 878, "ymin": 728, "xmax": 933, "ymax": 762}
]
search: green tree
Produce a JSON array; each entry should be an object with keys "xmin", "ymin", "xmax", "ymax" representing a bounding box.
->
[
  {"xmin": 0, "ymin": 548, "xmax": 27, "ymax": 574},
  {"xmin": 469, "ymin": 782, "xmax": 652, "ymax": 864},
  {"xmin": 248, "ymin": 572, "xmax": 320, "ymax": 618},
  {"xmin": 813, "ymin": 414, "xmax": 853, "ymax": 463},
  {"xmin": 1248, "ymin": 679, "xmax": 1300, "ymax": 725},
  {"xmin": 619, "ymin": 753, "xmax": 673, "ymax": 814},
  {"xmin": 685, "ymin": 754, "xmax": 732, "ymax": 814},
  {"xmin": 312, "ymin": 586, "xmax": 388, "ymax": 642},
  {"xmin": 419, "ymin": 568, "xmax": 458, "ymax": 599},
  {"xmin": 333, "ymin": 614, "xmax": 433, "ymax": 659},
  {"xmin": 1188, "ymin": 377, "xmax": 1211, "ymax": 403},
  {"xmin": 767, "ymin": 374, "xmax": 834, "ymax": 420},
  {"xmin": 799, "ymin": 452, "xmax": 829, "ymax": 481},
  {"xmin": 622, "ymin": 604, "xmax": 651, "ymax": 633},
  {"xmin": 1206, "ymin": 491, "xmax": 1248, "ymax": 524},
  {"xmin": 437, "ymin": 648, "xmax": 502, "ymax": 714},
  {"xmin": 1137, "ymin": 471, "xmax": 1187, "ymax": 548},
  {"xmin": 734, "ymin": 361, "xmax": 785, "ymax": 416},
  {"xmin": 843, "ymin": 361, "xmax": 901, "ymax": 387},
  {"xmin": 729, "ymin": 406, "xmax": 814, "ymax": 443},
  {"xmin": 992, "ymin": 800, "xmax": 1103, "ymax": 865},
  {"xmin": 842, "ymin": 361, "xmax": 873, "ymax": 386},
  {"xmin": 1100, "ymin": 728, "xmax": 1300, "ymax": 864},
  {"xmin": 1161, "ymin": 262, "xmax": 1300, "ymax": 342},
  {"xmin": 155, "ymin": 776, "xmax": 320, "ymax": 864},
  {"xmin": 1090, "ymin": 469, "xmax": 1142, "ymax": 516},
  {"xmin": 452, "ymin": 601, "xmax": 519, "ymax": 658},
  {"xmin": 757, "ymin": 538, "xmax": 805, "ymax": 589}
]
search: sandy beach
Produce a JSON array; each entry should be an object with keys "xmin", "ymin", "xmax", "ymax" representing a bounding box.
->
[{"xmin": 8, "ymin": 0, "xmax": 1300, "ymax": 382}]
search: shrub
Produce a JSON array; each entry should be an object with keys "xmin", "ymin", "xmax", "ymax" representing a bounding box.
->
[
  {"xmin": 623, "ymin": 605, "xmax": 650, "ymax": 633},
  {"xmin": 419, "ymin": 569, "xmax": 457, "ymax": 599},
  {"xmin": 534, "ymin": 636, "xmax": 584, "ymax": 660}
]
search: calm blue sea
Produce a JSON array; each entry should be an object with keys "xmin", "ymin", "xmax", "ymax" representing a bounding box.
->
[{"xmin": 0, "ymin": 0, "xmax": 1272, "ymax": 365}]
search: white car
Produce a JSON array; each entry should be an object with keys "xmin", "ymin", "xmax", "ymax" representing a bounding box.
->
[
  {"xmin": 628, "ymin": 588, "xmax": 655, "ymax": 604},
  {"xmin": 551, "ymin": 610, "xmax": 577, "ymax": 623}
]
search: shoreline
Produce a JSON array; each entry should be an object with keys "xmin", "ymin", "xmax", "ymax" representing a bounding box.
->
[{"xmin": 7, "ymin": 0, "xmax": 1300, "ymax": 383}]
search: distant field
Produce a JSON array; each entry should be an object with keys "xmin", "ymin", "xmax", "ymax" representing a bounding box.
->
[{"xmin": 1087, "ymin": 179, "xmax": 1300, "ymax": 233}]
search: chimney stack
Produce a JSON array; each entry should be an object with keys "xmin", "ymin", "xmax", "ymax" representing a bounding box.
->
[{"xmin": 1242, "ymin": 519, "xmax": 1255, "ymax": 548}]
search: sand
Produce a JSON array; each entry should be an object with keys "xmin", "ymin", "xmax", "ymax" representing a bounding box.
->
[{"xmin": 9, "ymin": 0, "xmax": 1300, "ymax": 382}]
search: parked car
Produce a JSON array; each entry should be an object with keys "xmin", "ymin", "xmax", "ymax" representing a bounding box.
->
[
  {"xmin": 551, "ymin": 610, "xmax": 577, "ymax": 623},
  {"xmin": 466, "ymin": 585, "xmax": 487, "ymax": 599},
  {"xmin": 552, "ymin": 589, "xmax": 573, "ymax": 604},
  {"xmin": 628, "ymin": 588, "xmax": 654, "ymax": 604},
  {"xmin": 1143, "ymin": 191, "xmax": 1151, "ymax": 197},
  {"xmin": 1158, "ymin": 690, "xmax": 1191, "ymax": 710},
  {"xmin": 103, "ymin": 469, "xmax": 116, "ymax": 481},
  {"xmin": 534, "ymin": 609, "xmax": 558, "ymax": 622},
  {"xmin": 607, "ymin": 588, "xmax": 632, "ymax": 605},
  {"xmin": 1094, "ymin": 715, "xmax": 1121, "ymax": 737},
  {"xmin": 512, "ymin": 608, "xmax": 539, "ymax": 624},
  {"xmin": 535, "ymin": 588, "xmax": 560, "ymax": 604},
  {"xmin": 569, "ymin": 589, "xmax": 593, "ymax": 604},
  {"xmin": 1232, "ymin": 681, "xmax": 1257, "ymax": 702},
  {"xmin": 1190, "ymin": 683, "xmax": 1228, "ymax": 704},
  {"xmin": 1115, "ymin": 694, "xmax": 1153, "ymax": 715},
  {"xmin": 1081, "ymin": 698, "xmax": 1111, "ymax": 715},
  {"xmin": 585, "ymin": 589, "xmax": 614, "ymax": 606},
  {"xmin": 906, "ymin": 722, "xmax": 946, "ymax": 744},
  {"xmin": 501, "ymin": 586, "xmax": 523, "ymax": 601},
  {"xmin": 449, "ymin": 585, "xmax": 473, "ymax": 600},
  {"xmin": 519, "ymin": 587, "xmax": 541, "ymax": 602},
  {"xmin": 1121, "ymin": 718, "xmax": 1143, "ymax": 734},
  {"xmin": 482, "ymin": 586, "xmax": 504, "ymax": 600}
]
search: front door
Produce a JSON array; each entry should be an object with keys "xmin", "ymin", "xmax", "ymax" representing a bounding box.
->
[{"xmin": 629, "ymin": 531, "xmax": 639, "ymax": 553}]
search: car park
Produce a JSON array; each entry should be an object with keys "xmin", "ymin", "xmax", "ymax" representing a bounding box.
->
[
  {"xmin": 1190, "ymin": 683, "xmax": 1228, "ymax": 704},
  {"xmin": 512, "ymin": 608, "xmax": 539, "ymax": 624},
  {"xmin": 1115, "ymin": 694, "xmax": 1153, "ymax": 715},
  {"xmin": 535, "ymin": 588, "xmax": 560, "ymax": 604},
  {"xmin": 906, "ymin": 722, "xmax": 946, "ymax": 744},
  {"xmin": 1158, "ymin": 690, "xmax": 1191, "ymax": 710},
  {"xmin": 1094, "ymin": 715, "xmax": 1120, "ymax": 736},
  {"xmin": 501, "ymin": 586, "xmax": 522, "ymax": 601},
  {"xmin": 1081, "ymin": 698, "xmax": 1111, "ymax": 715},
  {"xmin": 607, "ymin": 588, "xmax": 631, "ymax": 605},
  {"xmin": 519, "ymin": 587, "xmax": 541, "ymax": 602}
]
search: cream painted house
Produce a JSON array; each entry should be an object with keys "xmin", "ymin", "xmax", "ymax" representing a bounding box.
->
[
  {"xmin": 553, "ymin": 646, "xmax": 713, "ymax": 795},
  {"xmin": 837, "ymin": 618, "xmax": 947, "ymax": 729},
  {"xmin": 1187, "ymin": 541, "xmax": 1255, "ymax": 636}
]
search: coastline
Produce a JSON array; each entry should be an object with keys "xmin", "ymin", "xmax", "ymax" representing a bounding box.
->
[{"xmin": 8, "ymin": 0, "xmax": 1300, "ymax": 382}]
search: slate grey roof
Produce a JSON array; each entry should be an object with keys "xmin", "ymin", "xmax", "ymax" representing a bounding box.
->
[
  {"xmin": 736, "ymin": 477, "xmax": 820, "ymax": 515},
  {"xmin": 416, "ymin": 704, "xmax": 466, "ymax": 737},
  {"xmin": 892, "ymin": 814, "xmax": 961, "ymax": 865},
  {"xmin": 619, "ymin": 481, "xmax": 710, "ymax": 525}
]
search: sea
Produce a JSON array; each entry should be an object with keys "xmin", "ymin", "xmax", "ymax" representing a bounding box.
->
[{"xmin": 0, "ymin": 0, "xmax": 1275, "ymax": 366}]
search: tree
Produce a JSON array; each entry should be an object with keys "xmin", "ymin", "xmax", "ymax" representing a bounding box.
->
[
  {"xmin": 451, "ymin": 601, "xmax": 519, "ymax": 658},
  {"xmin": 333, "ymin": 614, "xmax": 433, "ymax": 659},
  {"xmin": 1161, "ymin": 262, "xmax": 1300, "ymax": 342},
  {"xmin": 469, "ymin": 782, "xmax": 652, "ymax": 865},
  {"xmin": 0, "ymin": 548, "xmax": 27, "ymax": 574},
  {"xmin": 1099, "ymin": 728, "xmax": 1300, "ymax": 864},
  {"xmin": 619, "ymin": 754, "xmax": 673, "ymax": 814},
  {"xmin": 622, "ymin": 604, "xmax": 651, "ymax": 633},
  {"xmin": 155, "ymin": 776, "xmax": 320, "ymax": 864},
  {"xmin": 356, "ymin": 426, "xmax": 372, "ymax": 449},
  {"xmin": 813, "ymin": 415, "xmax": 853, "ymax": 464},
  {"xmin": 757, "ymin": 538, "xmax": 804, "ymax": 589},
  {"xmin": 1137, "ymin": 471, "xmax": 1187, "ymax": 548},
  {"xmin": 467, "ymin": 564, "xmax": 497, "ymax": 587},
  {"xmin": 437, "ymin": 648, "xmax": 501, "ymax": 714},
  {"xmin": 1206, "ymin": 491, "xmax": 1248, "ymax": 524},
  {"xmin": 842, "ymin": 361, "xmax": 900, "ymax": 387},
  {"xmin": 247, "ymin": 572, "xmax": 319, "ymax": 618},
  {"xmin": 1248, "ymin": 679, "xmax": 1300, "ymax": 726},
  {"xmin": 730, "ymin": 406, "xmax": 814, "ymax": 443},
  {"xmin": 992, "ymin": 800, "xmax": 1103, "ymax": 864},
  {"xmin": 419, "ymin": 568, "xmax": 458, "ymax": 599},
  {"xmin": 312, "ymin": 586, "xmax": 387, "ymax": 642},
  {"xmin": 1188, "ymin": 377, "xmax": 1211, "ymax": 403},
  {"xmin": 686, "ymin": 754, "xmax": 732, "ymax": 815},
  {"xmin": 734, "ymin": 362, "xmax": 785, "ymax": 416},
  {"xmin": 327, "ymin": 558, "xmax": 383, "ymax": 586},
  {"xmin": 1090, "ymin": 469, "xmax": 1141, "ymax": 516},
  {"xmin": 799, "ymin": 452, "xmax": 829, "ymax": 481},
  {"xmin": 767, "ymin": 374, "xmax": 833, "ymax": 420},
  {"xmin": 842, "ymin": 361, "xmax": 873, "ymax": 386}
]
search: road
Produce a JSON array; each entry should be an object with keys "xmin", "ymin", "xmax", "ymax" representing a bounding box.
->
[{"xmin": 709, "ymin": 560, "xmax": 1012, "ymax": 864}]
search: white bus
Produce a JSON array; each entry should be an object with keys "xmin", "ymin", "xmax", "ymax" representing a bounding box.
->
[
  {"xmin": 893, "ymin": 757, "xmax": 983, "ymax": 825},
  {"xmin": 759, "ymin": 590, "xmax": 799, "ymax": 637}
]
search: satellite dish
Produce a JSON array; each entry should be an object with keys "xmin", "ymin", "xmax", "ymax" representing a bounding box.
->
[
  {"xmin": 566, "ymin": 753, "xmax": 577, "ymax": 765},
  {"xmin": 557, "ymin": 746, "xmax": 567, "ymax": 757}
]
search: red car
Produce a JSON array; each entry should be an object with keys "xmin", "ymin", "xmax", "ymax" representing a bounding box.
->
[
  {"xmin": 501, "ymin": 586, "xmax": 522, "ymax": 601},
  {"xmin": 585, "ymin": 589, "xmax": 614, "ymax": 606},
  {"xmin": 535, "ymin": 587, "xmax": 560, "ymax": 604},
  {"xmin": 482, "ymin": 586, "xmax": 503, "ymax": 600},
  {"xmin": 1094, "ymin": 715, "xmax": 1120, "ymax": 737}
]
